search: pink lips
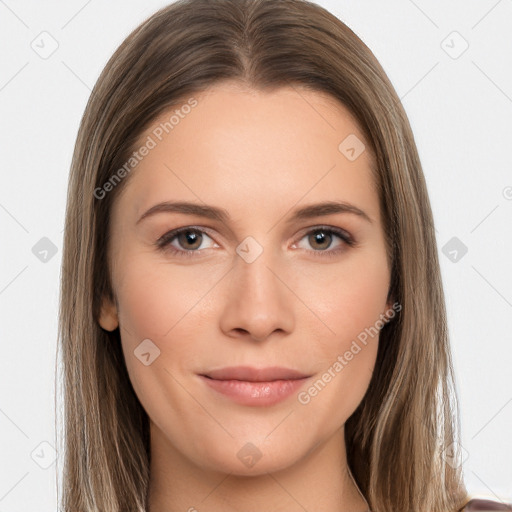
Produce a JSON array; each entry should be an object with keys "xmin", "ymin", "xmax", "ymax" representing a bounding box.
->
[{"xmin": 199, "ymin": 366, "xmax": 311, "ymax": 406}]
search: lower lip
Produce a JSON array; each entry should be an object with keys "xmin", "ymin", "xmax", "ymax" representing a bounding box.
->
[{"xmin": 199, "ymin": 375, "xmax": 309, "ymax": 406}]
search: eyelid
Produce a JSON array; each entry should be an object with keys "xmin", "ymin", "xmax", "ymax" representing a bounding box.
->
[{"xmin": 293, "ymin": 224, "xmax": 354, "ymax": 245}]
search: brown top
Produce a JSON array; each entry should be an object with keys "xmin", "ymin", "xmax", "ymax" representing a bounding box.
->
[{"xmin": 461, "ymin": 498, "xmax": 512, "ymax": 511}]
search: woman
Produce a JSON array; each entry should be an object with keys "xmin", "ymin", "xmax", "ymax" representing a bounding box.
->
[{"xmin": 57, "ymin": 0, "xmax": 511, "ymax": 510}]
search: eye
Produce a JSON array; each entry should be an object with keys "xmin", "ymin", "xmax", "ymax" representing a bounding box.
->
[
  {"xmin": 155, "ymin": 225, "xmax": 355, "ymax": 259},
  {"xmin": 155, "ymin": 227, "xmax": 217, "ymax": 257},
  {"xmin": 293, "ymin": 226, "xmax": 355, "ymax": 258}
]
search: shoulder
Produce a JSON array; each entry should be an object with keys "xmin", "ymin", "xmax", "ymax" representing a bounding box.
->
[{"xmin": 460, "ymin": 498, "xmax": 512, "ymax": 511}]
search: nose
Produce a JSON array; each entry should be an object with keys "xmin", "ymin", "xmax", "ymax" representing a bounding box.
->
[{"xmin": 218, "ymin": 247, "xmax": 295, "ymax": 342}]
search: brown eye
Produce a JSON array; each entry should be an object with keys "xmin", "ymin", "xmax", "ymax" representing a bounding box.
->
[
  {"xmin": 308, "ymin": 230, "xmax": 334, "ymax": 250},
  {"xmin": 156, "ymin": 227, "xmax": 216, "ymax": 256},
  {"xmin": 176, "ymin": 229, "xmax": 203, "ymax": 250},
  {"xmin": 294, "ymin": 226, "xmax": 355, "ymax": 258}
]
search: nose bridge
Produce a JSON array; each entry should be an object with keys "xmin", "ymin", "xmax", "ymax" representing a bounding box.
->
[
  {"xmin": 234, "ymin": 235, "xmax": 283, "ymax": 303},
  {"xmin": 219, "ymin": 235, "xmax": 295, "ymax": 340}
]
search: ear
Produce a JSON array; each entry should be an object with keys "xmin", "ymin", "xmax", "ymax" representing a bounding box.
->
[
  {"xmin": 383, "ymin": 293, "xmax": 399, "ymax": 324},
  {"xmin": 98, "ymin": 296, "xmax": 119, "ymax": 331}
]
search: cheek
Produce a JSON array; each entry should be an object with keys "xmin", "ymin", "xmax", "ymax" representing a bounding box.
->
[
  {"xmin": 113, "ymin": 253, "xmax": 226, "ymax": 385},
  {"xmin": 297, "ymin": 265, "xmax": 385, "ymax": 420},
  {"xmin": 113, "ymin": 257, "xmax": 209, "ymax": 413},
  {"xmin": 299, "ymin": 251, "xmax": 389, "ymax": 344},
  {"xmin": 294, "ymin": 250, "xmax": 388, "ymax": 406},
  {"xmin": 114, "ymin": 253, "xmax": 211, "ymax": 340}
]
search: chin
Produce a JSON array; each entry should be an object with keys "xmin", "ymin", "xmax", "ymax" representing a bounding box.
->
[{"xmin": 193, "ymin": 437, "xmax": 302, "ymax": 477}]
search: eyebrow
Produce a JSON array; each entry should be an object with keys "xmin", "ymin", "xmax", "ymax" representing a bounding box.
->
[{"xmin": 136, "ymin": 200, "xmax": 373, "ymax": 225}]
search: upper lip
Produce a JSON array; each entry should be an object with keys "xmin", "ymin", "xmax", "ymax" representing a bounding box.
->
[{"xmin": 200, "ymin": 366, "xmax": 310, "ymax": 382}]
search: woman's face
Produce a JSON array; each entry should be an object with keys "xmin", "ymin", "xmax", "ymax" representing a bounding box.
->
[{"xmin": 99, "ymin": 82, "xmax": 392, "ymax": 477}]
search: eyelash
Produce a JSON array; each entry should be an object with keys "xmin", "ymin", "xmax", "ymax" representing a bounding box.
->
[{"xmin": 155, "ymin": 225, "xmax": 356, "ymax": 259}]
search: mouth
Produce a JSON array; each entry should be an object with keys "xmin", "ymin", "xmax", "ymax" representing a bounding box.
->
[
  {"xmin": 199, "ymin": 365, "xmax": 311, "ymax": 382},
  {"xmin": 198, "ymin": 366, "xmax": 312, "ymax": 406}
]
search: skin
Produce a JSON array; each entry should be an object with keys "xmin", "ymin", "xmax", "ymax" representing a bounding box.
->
[{"xmin": 99, "ymin": 81, "xmax": 393, "ymax": 512}]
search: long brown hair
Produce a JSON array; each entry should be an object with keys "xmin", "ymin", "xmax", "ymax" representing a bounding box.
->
[{"xmin": 57, "ymin": 0, "xmax": 470, "ymax": 510}]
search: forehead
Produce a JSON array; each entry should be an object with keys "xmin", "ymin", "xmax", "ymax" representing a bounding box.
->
[{"xmin": 114, "ymin": 82, "xmax": 379, "ymax": 226}]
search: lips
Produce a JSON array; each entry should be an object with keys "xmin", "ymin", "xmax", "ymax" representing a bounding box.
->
[
  {"xmin": 200, "ymin": 365, "xmax": 310, "ymax": 382},
  {"xmin": 198, "ymin": 366, "xmax": 312, "ymax": 406}
]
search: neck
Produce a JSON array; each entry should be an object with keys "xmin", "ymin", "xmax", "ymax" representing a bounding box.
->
[{"xmin": 147, "ymin": 421, "xmax": 369, "ymax": 512}]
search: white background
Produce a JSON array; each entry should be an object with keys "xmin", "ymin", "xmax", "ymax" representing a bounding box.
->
[{"xmin": 0, "ymin": 1, "xmax": 511, "ymax": 510}]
